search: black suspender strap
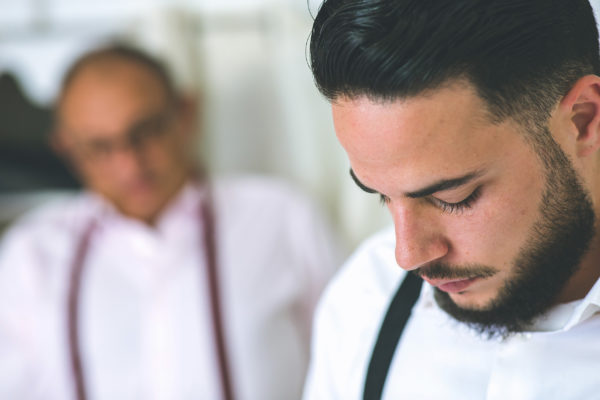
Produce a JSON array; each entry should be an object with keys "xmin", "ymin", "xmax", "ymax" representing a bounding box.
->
[{"xmin": 363, "ymin": 272, "xmax": 423, "ymax": 400}]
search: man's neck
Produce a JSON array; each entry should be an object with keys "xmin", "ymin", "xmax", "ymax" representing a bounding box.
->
[{"xmin": 556, "ymin": 235, "xmax": 600, "ymax": 303}]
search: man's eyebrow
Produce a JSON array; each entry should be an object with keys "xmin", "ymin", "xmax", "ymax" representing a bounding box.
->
[
  {"xmin": 349, "ymin": 168, "xmax": 484, "ymax": 198},
  {"xmin": 350, "ymin": 169, "xmax": 377, "ymax": 193},
  {"xmin": 404, "ymin": 171, "xmax": 484, "ymax": 198}
]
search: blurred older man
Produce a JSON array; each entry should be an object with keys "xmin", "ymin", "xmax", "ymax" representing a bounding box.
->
[{"xmin": 0, "ymin": 45, "xmax": 340, "ymax": 400}]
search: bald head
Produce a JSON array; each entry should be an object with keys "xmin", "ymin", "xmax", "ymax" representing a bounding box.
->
[
  {"xmin": 53, "ymin": 45, "xmax": 194, "ymax": 224},
  {"xmin": 59, "ymin": 45, "xmax": 175, "ymax": 106},
  {"xmin": 58, "ymin": 55, "xmax": 172, "ymax": 133}
]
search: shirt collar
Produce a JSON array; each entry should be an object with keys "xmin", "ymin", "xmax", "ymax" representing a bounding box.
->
[
  {"xmin": 84, "ymin": 180, "xmax": 207, "ymax": 233},
  {"xmin": 561, "ymin": 275, "xmax": 600, "ymax": 331},
  {"xmin": 154, "ymin": 181, "xmax": 207, "ymax": 230}
]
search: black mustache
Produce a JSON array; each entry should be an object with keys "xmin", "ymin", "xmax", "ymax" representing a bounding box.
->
[{"xmin": 414, "ymin": 263, "xmax": 497, "ymax": 281}]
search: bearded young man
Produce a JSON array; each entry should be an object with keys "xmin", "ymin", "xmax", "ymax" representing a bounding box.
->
[{"xmin": 304, "ymin": 1, "xmax": 600, "ymax": 399}]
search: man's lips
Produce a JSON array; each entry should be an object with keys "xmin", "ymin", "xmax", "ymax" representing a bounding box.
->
[{"xmin": 422, "ymin": 276, "xmax": 480, "ymax": 293}]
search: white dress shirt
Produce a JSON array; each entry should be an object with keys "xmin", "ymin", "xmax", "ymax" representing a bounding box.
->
[
  {"xmin": 0, "ymin": 176, "xmax": 342, "ymax": 400},
  {"xmin": 303, "ymin": 227, "xmax": 600, "ymax": 400}
]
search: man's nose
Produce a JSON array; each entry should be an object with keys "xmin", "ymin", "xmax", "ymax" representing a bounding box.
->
[
  {"xmin": 110, "ymin": 144, "xmax": 145, "ymax": 176},
  {"xmin": 391, "ymin": 202, "xmax": 449, "ymax": 271}
]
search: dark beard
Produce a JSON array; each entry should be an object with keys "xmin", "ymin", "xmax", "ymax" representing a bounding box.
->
[{"xmin": 426, "ymin": 133, "xmax": 596, "ymax": 339}]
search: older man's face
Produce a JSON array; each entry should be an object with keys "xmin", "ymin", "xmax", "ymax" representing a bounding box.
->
[
  {"xmin": 332, "ymin": 83, "xmax": 595, "ymax": 335},
  {"xmin": 56, "ymin": 60, "xmax": 192, "ymax": 223}
]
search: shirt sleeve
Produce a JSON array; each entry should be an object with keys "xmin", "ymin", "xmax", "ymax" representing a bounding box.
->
[
  {"xmin": 302, "ymin": 227, "xmax": 401, "ymax": 400},
  {"xmin": 0, "ymin": 226, "xmax": 48, "ymax": 399},
  {"xmin": 0, "ymin": 217, "xmax": 75, "ymax": 400},
  {"xmin": 301, "ymin": 286, "xmax": 348, "ymax": 400},
  {"xmin": 286, "ymin": 194, "xmax": 346, "ymax": 345}
]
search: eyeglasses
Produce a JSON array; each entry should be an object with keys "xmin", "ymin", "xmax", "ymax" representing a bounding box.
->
[{"xmin": 67, "ymin": 110, "xmax": 175, "ymax": 164}]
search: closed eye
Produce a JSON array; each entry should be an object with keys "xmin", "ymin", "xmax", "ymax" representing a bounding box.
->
[
  {"xmin": 381, "ymin": 187, "xmax": 482, "ymax": 215},
  {"xmin": 350, "ymin": 168, "xmax": 484, "ymax": 214},
  {"xmin": 429, "ymin": 187, "xmax": 482, "ymax": 214}
]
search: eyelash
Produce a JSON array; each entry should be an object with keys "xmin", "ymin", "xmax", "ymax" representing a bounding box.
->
[{"xmin": 379, "ymin": 187, "xmax": 482, "ymax": 215}]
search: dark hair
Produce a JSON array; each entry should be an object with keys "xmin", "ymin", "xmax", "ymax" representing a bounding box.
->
[
  {"xmin": 59, "ymin": 43, "xmax": 176, "ymax": 104},
  {"xmin": 310, "ymin": 0, "xmax": 600, "ymax": 128}
]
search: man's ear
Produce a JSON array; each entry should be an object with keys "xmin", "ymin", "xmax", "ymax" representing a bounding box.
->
[
  {"xmin": 560, "ymin": 75, "xmax": 600, "ymax": 158},
  {"xmin": 175, "ymin": 93, "xmax": 199, "ymax": 137}
]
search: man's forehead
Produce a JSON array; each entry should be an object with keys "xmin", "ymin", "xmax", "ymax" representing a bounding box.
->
[
  {"xmin": 64, "ymin": 55, "xmax": 171, "ymax": 107},
  {"xmin": 58, "ymin": 60, "xmax": 169, "ymax": 124},
  {"xmin": 63, "ymin": 59, "xmax": 166, "ymax": 100},
  {"xmin": 332, "ymin": 85, "xmax": 492, "ymax": 153},
  {"xmin": 331, "ymin": 85, "xmax": 516, "ymax": 195}
]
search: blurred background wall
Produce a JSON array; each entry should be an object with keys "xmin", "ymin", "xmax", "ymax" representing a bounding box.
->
[
  {"xmin": 2, "ymin": 0, "xmax": 600, "ymax": 249},
  {"xmin": 0, "ymin": 0, "xmax": 394, "ymax": 250}
]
